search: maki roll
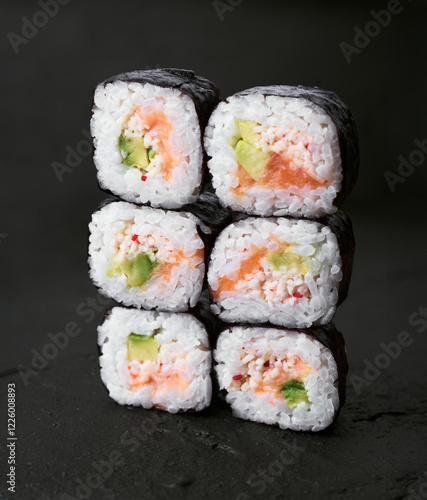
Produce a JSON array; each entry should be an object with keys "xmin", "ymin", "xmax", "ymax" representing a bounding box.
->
[
  {"xmin": 208, "ymin": 212, "xmax": 354, "ymax": 328},
  {"xmin": 88, "ymin": 201, "xmax": 209, "ymax": 311},
  {"xmin": 214, "ymin": 324, "xmax": 347, "ymax": 431},
  {"xmin": 98, "ymin": 307, "xmax": 212, "ymax": 413},
  {"xmin": 205, "ymin": 85, "xmax": 359, "ymax": 218},
  {"xmin": 91, "ymin": 69, "xmax": 220, "ymax": 208}
]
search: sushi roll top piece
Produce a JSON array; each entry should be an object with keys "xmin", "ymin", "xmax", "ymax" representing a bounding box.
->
[
  {"xmin": 205, "ymin": 85, "xmax": 359, "ymax": 218},
  {"xmin": 91, "ymin": 69, "xmax": 220, "ymax": 208}
]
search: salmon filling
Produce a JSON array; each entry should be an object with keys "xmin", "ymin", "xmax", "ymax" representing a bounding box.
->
[
  {"xmin": 107, "ymin": 223, "xmax": 204, "ymax": 290},
  {"xmin": 120, "ymin": 102, "xmax": 189, "ymax": 183},
  {"xmin": 230, "ymin": 343, "xmax": 313, "ymax": 407},
  {"xmin": 128, "ymin": 358, "xmax": 190, "ymax": 398},
  {"xmin": 231, "ymin": 120, "xmax": 330, "ymax": 196},
  {"xmin": 212, "ymin": 239, "xmax": 312, "ymax": 305},
  {"xmin": 126, "ymin": 330, "xmax": 190, "ymax": 399}
]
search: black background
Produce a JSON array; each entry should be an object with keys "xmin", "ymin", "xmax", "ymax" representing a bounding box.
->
[{"xmin": 1, "ymin": 1, "xmax": 427, "ymax": 499}]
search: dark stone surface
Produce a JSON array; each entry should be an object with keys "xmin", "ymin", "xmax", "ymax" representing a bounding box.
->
[
  {"xmin": 1, "ymin": 0, "xmax": 427, "ymax": 499},
  {"xmin": 2, "ymin": 203, "xmax": 427, "ymax": 500}
]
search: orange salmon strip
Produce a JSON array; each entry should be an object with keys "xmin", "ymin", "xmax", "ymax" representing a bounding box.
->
[
  {"xmin": 252, "ymin": 358, "xmax": 312, "ymax": 397},
  {"xmin": 213, "ymin": 244, "xmax": 267, "ymax": 300},
  {"xmin": 232, "ymin": 152, "xmax": 326, "ymax": 196},
  {"xmin": 155, "ymin": 248, "xmax": 204, "ymax": 286},
  {"xmin": 128, "ymin": 362, "xmax": 189, "ymax": 394},
  {"xmin": 135, "ymin": 105, "xmax": 180, "ymax": 182}
]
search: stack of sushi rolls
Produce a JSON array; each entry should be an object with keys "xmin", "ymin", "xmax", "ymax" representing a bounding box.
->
[
  {"xmin": 89, "ymin": 69, "xmax": 221, "ymax": 413},
  {"xmin": 87, "ymin": 71, "xmax": 358, "ymax": 430},
  {"xmin": 205, "ymin": 85, "xmax": 358, "ymax": 431}
]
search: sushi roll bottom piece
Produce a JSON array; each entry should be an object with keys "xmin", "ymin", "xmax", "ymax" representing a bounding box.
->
[
  {"xmin": 89, "ymin": 201, "xmax": 208, "ymax": 311},
  {"xmin": 215, "ymin": 325, "xmax": 346, "ymax": 431},
  {"xmin": 208, "ymin": 215, "xmax": 343, "ymax": 329},
  {"xmin": 205, "ymin": 88, "xmax": 352, "ymax": 218},
  {"xmin": 98, "ymin": 307, "xmax": 212, "ymax": 413},
  {"xmin": 91, "ymin": 70, "xmax": 219, "ymax": 208}
]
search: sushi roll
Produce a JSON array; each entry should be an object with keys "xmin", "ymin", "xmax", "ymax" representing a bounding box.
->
[
  {"xmin": 88, "ymin": 201, "xmax": 209, "ymax": 311},
  {"xmin": 205, "ymin": 85, "xmax": 359, "ymax": 218},
  {"xmin": 91, "ymin": 69, "xmax": 220, "ymax": 208},
  {"xmin": 208, "ymin": 212, "xmax": 354, "ymax": 328},
  {"xmin": 98, "ymin": 307, "xmax": 212, "ymax": 412},
  {"xmin": 214, "ymin": 324, "xmax": 347, "ymax": 431}
]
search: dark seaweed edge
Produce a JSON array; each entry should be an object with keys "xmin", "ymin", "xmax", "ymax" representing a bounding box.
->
[
  {"xmin": 180, "ymin": 191, "xmax": 233, "ymax": 238},
  {"xmin": 319, "ymin": 210, "xmax": 355, "ymax": 306}
]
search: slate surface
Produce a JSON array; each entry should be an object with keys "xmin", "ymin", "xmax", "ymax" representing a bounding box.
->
[{"xmin": 1, "ymin": 1, "xmax": 426, "ymax": 499}]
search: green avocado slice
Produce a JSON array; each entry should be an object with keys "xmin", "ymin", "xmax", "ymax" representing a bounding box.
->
[
  {"xmin": 119, "ymin": 134, "xmax": 149, "ymax": 170},
  {"xmin": 127, "ymin": 333, "xmax": 159, "ymax": 362},
  {"xmin": 267, "ymin": 249, "xmax": 308, "ymax": 273},
  {"xmin": 237, "ymin": 120, "xmax": 262, "ymax": 148},
  {"xmin": 119, "ymin": 253, "xmax": 158, "ymax": 288},
  {"xmin": 106, "ymin": 252, "xmax": 158, "ymax": 287},
  {"xmin": 281, "ymin": 379, "xmax": 310, "ymax": 408},
  {"xmin": 235, "ymin": 140, "xmax": 270, "ymax": 181},
  {"xmin": 147, "ymin": 147, "xmax": 155, "ymax": 160}
]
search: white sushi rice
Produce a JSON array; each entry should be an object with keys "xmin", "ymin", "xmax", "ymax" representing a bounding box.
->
[
  {"xmin": 208, "ymin": 217, "xmax": 342, "ymax": 328},
  {"xmin": 89, "ymin": 201, "xmax": 209, "ymax": 311},
  {"xmin": 205, "ymin": 94, "xmax": 343, "ymax": 217},
  {"xmin": 99, "ymin": 307, "xmax": 212, "ymax": 412},
  {"xmin": 91, "ymin": 80, "xmax": 203, "ymax": 208},
  {"xmin": 215, "ymin": 326, "xmax": 340, "ymax": 431}
]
